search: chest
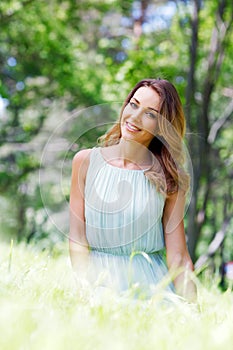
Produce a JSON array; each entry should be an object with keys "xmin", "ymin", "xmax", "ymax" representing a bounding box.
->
[{"xmin": 85, "ymin": 166, "xmax": 165, "ymax": 223}]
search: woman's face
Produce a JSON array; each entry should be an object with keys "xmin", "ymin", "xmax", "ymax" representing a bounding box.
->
[{"xmin": 121, "ymin": 86, "xmax": 160, "ymax": 147}]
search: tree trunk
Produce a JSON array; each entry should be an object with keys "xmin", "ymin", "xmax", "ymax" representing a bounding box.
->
[
  {"xmin": 186, "ymin": 0, "xmax": 232, "ymax": 261},
  {"xmin": 185, "ymin": 0, "xmax": 201, "ymax": 260}
]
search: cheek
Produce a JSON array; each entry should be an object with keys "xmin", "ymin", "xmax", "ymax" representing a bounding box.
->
[
  {"xmin": 121, "ymin": 105, "xmax": 129, "ymax": 117},
  {"xmin": 119, "ymin": 114, "xmax": 126, "ymax": 130},
  {"xmin": 121, "ymin": 108, "xmax": 128, "ymax": 122},
  {"xmin": 144, "ymin": 118, "xmax": 157, "ymax": 134}
]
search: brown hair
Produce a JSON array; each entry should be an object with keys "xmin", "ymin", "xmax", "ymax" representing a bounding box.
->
[{"xmin": 98, "ymin": 78, "xmax": 189, "ymax": 196}]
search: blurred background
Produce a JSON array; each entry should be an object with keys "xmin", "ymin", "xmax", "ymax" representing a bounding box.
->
[{"xmin": 0, "ymin": 0, "xmax": 232, "ymax": 276}]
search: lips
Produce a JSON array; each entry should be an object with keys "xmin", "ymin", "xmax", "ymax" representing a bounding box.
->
[{"xmin": 126, "ymin": 121, "xmax": 141, "ymax": 132}]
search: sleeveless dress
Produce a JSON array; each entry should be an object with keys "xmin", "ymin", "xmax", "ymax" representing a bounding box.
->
[{"xmin": 84, "ymin": 147, "xmax": 174, "ymax": 298}]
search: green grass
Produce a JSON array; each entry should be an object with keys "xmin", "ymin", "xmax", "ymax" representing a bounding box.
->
[{"xmin": 1, "ymin": 241, "xmax": 233, "ymax": 350}]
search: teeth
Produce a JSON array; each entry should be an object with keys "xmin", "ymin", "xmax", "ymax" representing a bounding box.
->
[{"xmin": 127, "ymin": 122, "xmax": 140, "ymax": 131}]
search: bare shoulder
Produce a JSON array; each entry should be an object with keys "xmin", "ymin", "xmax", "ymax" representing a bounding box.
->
[
  {"xmin": 72, "ymin": 148, "xmax": 92, "ymax": 179},
  {"xmin": 72, "ymin": 148, "xmax": 92, "ymax": 164}
]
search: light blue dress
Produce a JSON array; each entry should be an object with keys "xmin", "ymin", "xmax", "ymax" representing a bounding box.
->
[{"xmin": 85, "ymin": 147, "xmax": 174, "ymax": 298}]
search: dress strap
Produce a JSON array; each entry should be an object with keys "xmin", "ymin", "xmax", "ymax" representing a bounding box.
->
[
  {"xmin": 87, "ymin": 147, "xmax": 104, "ymax": 174},
  {"xmin": 90, "ymin": 147, "xmax": 103, "ymax": 163}
]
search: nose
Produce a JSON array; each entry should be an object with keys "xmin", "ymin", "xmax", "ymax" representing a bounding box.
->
[{"xmin": 131, "ymin": 107, "xmax": 144, "ymax": 121}]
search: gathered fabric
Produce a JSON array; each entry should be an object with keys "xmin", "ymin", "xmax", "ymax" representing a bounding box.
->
[{"xmin": 84, "ymin": 147, "xmax": 174, "ymax": 298}]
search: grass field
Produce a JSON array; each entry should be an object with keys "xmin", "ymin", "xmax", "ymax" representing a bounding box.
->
[{"xmin": 1, "ymin": 241, "xmax": 233, "ymax": 350}]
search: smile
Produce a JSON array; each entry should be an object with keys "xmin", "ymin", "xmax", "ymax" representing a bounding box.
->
[{"xmin": 126, "ymin": 122, "xmax": 141, "ymax": 132}]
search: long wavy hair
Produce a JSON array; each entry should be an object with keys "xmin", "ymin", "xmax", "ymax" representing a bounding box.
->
[{"xmin": 98, "ymin": 79, "xmax": 189, "ymax": 196}]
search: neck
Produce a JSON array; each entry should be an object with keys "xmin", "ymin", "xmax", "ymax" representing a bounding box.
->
[{"xmin": 118, "ymin": 138, "xmax": 152, "ymax": 167}]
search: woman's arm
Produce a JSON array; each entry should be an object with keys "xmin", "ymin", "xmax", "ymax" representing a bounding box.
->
[
  {"xmin": 69, "ymin": 149, "xmax": 91, "ymax": 280},
  {"xmin": 163, "ymin": 191, "xmax": 197, "ymax": 302}
]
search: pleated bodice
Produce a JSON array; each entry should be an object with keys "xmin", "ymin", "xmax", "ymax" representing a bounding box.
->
[{"xmin": 84, "ymin": 147, "xmax": 174, "ymax": 296}]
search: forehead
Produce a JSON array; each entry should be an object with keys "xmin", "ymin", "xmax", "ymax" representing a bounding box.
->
[{"xmin": 132, "ymin": 86, "xmax": 160, "ymax": 109}]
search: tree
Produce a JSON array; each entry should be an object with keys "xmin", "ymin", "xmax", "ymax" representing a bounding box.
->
[{"xmin": 182, "ymin": 0, "xmax": 233, "ymax": 259}]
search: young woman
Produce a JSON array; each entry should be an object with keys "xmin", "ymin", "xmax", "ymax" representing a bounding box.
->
[{"xmin": 69, "ymin": 79, "xmax": 196, "ymax": 301}]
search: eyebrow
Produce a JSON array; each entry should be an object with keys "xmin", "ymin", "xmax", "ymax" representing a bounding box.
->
[{"xmin": 132, "ymin": 97, "xmax": 159, "ymax": 113}]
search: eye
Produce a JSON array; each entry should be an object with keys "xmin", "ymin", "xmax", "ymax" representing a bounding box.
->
[
  {"xmin": 129, "ymin": 101, "xmax": 138, "ymax": 109},
  {"xmin": 145, "ymin": 111, "xmax": 157, "ymax": 119}
]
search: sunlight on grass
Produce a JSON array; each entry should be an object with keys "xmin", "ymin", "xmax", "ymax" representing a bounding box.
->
[{"xmin": 0, "ymin": 242, "xmax": 233, "ymax": 350}]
